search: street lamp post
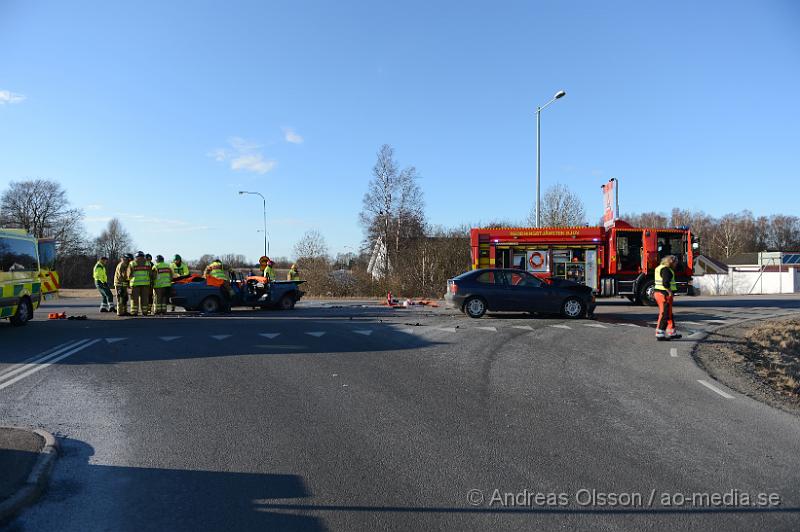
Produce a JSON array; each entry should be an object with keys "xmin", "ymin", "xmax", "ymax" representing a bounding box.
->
[
  {"xmin": 238, "ymin": 191, "xmax": 268, "ymax": 258},
  {"xmin": 535, "ymin": 89, "xmax": 566, "ymax": 228}
]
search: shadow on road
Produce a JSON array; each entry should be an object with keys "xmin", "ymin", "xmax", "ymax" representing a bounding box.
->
[{"xmin": 4, "ymin": 438, "xmax": 326, "ymax": 532}]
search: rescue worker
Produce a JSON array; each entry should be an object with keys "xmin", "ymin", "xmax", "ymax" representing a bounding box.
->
[
  {"xmin": 93, "ymin": 256, "xmax": 115, "ymax": 313},
  {"xmin": 654, "ymin": 255, "xmax": 682, "ymax": 341},
  {"xmin": 114, "ymin": 253, "xmax": 133, "ymax": 316},
  {"xmin": 204, "ymin": 258, "xmax": 228, "ymax": 281},
  {"xmin": 169, "ymin": 254, "xmax": 190, "ymax": 311},
  {"xmin": 287, "ymin": 263, "xmax": 300, "ymax": 281},
  {"xmin": 128, "ymin": 251, "xmax": 154, "ymax": 316},
  {"xmin": 152, "ymin": 255, "xmax": 173, "ymax": 315},
  {"xmin": 263, "ymin": 259, "xmax": 276, "ymax": 282},
  {"xmin": 145, "ymin": 253, "xmax": 155, "ymax": 305}
]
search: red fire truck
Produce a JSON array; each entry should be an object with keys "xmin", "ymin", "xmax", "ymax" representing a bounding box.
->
[{"xmin": 469, "ymin": 221, "xmax": 694, "ymax": 305}]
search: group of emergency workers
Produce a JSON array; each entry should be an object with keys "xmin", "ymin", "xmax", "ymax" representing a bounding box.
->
[{"xmin": 93, "ymin": 254, "xmax": 300, "ymax": 316}]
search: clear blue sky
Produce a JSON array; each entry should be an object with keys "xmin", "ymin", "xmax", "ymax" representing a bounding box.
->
[{"xmin": 1, "ymin": 0, "xmax": 798, "ymax": 262}]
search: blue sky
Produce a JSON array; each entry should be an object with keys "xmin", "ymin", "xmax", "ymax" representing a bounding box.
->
[{"xmin": 1, "ymin": 0, "xmax": 798, "ymax": 262}]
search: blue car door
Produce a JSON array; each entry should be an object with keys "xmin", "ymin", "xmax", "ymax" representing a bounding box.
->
[{"xmin": 505, "ymin": 271, "xmax": 558, "ymax": 312}]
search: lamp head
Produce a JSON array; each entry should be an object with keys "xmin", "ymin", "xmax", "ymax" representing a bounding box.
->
[{"xmin": 554, "ymin": 90, "xmax": 566, "ymax": 99}]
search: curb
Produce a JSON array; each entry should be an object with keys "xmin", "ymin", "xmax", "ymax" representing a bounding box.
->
[{"xmin": 0, "ymin": 428, "xmax": 59, "ymax": 525}]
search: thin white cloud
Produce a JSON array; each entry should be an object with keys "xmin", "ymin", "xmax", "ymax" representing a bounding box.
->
[
  {"xmin": 209, "ymin": 137, "xmax": 276, "ymax": 175},
  {"xmin": 283, "ymin": 127, "xmax": 304, "ymax": 144},
  {"xmin": 85, "ymin": 204, "xmax": 104, "ymax": 211},
  {"xmin": 0, "ymin": 90, "xmax": 26, "ymax": 105}
]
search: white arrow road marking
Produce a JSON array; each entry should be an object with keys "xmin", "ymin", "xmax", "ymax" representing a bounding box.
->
[
  {"xmin": 512, "ymin": 325, "xmax": 533, "ymax": 331},
  {"xmin": 583, "ymin": 323, "xmax": 607, "ymax": 328},
  {"xmin": 670, "ymin": 348, "xmax": 678, "ymax": 357},
  {"xmin": 549, "ymin": 324, "xmax": 571, "ymax": 329},
  {"xmin": 0, "ymin": 339, "xmax": 101, "ymax": 391},
  {"xmin": 476, "ymin": 326, "xmax": 497, "ymax": 332},
  {"xmin": 259, "ymin": 333, "xmax": 281, "ymax": 339},
  {"xmin": 698, "ymin": 380, "xmax": 734, "ymax": 399},
  {"xmin": 105, "ymin": 338, "xmax": 127, "ymax": 344},
  {"xmin": 306, "ymin": 332, "xmax": 326, "ymax": 337},
  {"xmin": 159, "ymin": 336, "xmax": 181, "ymax": 342},
  {"xmin": 353, "ymin": 330, "xmax": 373, "ymax": 336},
  {"xmin": 210, "ymin": 335, "xmax": 231, "ymax": 340}
]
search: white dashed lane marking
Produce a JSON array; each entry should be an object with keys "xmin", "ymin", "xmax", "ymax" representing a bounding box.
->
[
  {"xmin": 670, "ymin": 348, "xmax": 678, "ymax": 357},
  {"xmin": 583, "ymin": 323, "xmax": 607, "ymax": 328},
  {"xmin": 437, "ymin": 327, "xmax": 458, "ymax": 333},
  {"xmin": 105, "ymin": 337, "xmax": 126, "ymax": 344},
  {"xmin": 512, "ymin": 325, "xmax": 533, "ymax": 331},
  {"xmin": 353, "ymin": 330, "xmax": 373, "ymax": 336},
  {"xmin": 210, "ymin": 335, "xmax": 231, "ymax": 340},
  {"xmin": 159, "ymin": 336, "xmax": 181, "ymax": 342},
  {"xmin": 549, "ymin": 324, "xmax": 571, "ymax": 330},
  {"xmin": 698, "ymin": 380, "xmax": 734, "ymax": 399},
  {"xmin": 305, "ymin": 332, "xmax": 326, "ymax": 337},
  {"xmin": 259, "ymin": 333, "xmax": 281, "ymax": 339},
  {"xmin": 475, "ymin": 326, "xmax": 497, "ymax": 332}
]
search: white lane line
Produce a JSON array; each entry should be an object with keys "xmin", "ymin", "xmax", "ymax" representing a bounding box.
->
[
  {"xmin": 0, "ymin": 339, "xmax": 101, "ymax": 391},
  {"xmin": 210, "ymin": 335, "xmax": 231, "ymax": 340},
  {"xmin": 670, "ymin": 348, "xmax": 678, "ymax": 357},
  {"xmin": 512, "ymin": 325, "xmax": 533, "ymax": 331},
  {"xmin": 105, "ymin": 337, "xmax": 127, "ymax": 344},
  {"xmin": 0, "ymin": 340, "xmax": 83, "ymax": 381},
  {"xmin": 697, "ymin": 380, "xmax": 734, "ymax": 399},
  {"xmin": 0, "ymin": 340, "xmax": 88, "ymax": 383},
  {"xmin": 583, "ymin": 323, "xmax": 607, "ymax": 328},
  {"xmin": 353, "ymin": 330, "xmax": 373, "ymax": 336},
  {"xmin": 259, "ymin": 333, "xmax": 281, "ymax": 339},
  {"xmin": 476, "ymin": 326, "xmax": 497, "ymax": 332},
  {"xmin": 305, "ymin": 332, "xmax": 326, "ymax": 337},
  {"xmin": 159, "ymin": 336, "xmax": 181, "ymax": 342},
  {"xmin": 549, "ymin": 324, "xmax": 571, "ymax": 330},
  {"xmin": 618, "ymin": 323, "xmax": 640, "ymax": 328}
]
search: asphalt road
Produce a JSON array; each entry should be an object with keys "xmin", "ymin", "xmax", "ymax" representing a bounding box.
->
[{"xmin": 2, "ymin": 294, "xmax": 800, "ymax": 531}]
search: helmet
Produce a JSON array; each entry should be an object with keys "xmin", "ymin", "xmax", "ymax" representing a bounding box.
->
[
  {"xmin": 135, "ymin": 251, "xmax": 145, "ymax": 258},
  {"xmin": 145, "ymin": 254, "xmax": 152, "ymax": 260},
  {"xmin": 174, "ymin": 254, "xmax": 182, "ymax": 261},
  {"xmin": 156, "ymin": 255, "xmax": 164, "ymax": 262},
  {"xmin": 124, "ymin": 253, "xmax": 134, "ymax": 260}
]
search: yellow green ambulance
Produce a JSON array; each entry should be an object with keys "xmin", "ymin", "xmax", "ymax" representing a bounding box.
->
[{"xmin": 0, "ymin": 229, "xmax": 42, "ymax": 325}]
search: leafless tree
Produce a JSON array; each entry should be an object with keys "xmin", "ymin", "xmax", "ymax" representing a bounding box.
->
[
  {"xmin": 189, "ymin": 254, "xmax": 216, "ymax": 272},
  {"xmin": 359, "ymin": 144, "xmax": 425, "ymax": 278},
  {"xmin": 94, "ymin": 218, "xmax": 133, "ymax": 260},
  {"xmin": 624, "ymin": 211, "xmax": 670, "ymax": 228},
  {"xmin": 710, "ymin": 213, "xmax": 748, "ymax": 258},
  {"xmin": 220, "ymin": 253, "xmax": 249, "ymax": 269},
  {"xmin": 528, "ymin": 184, "xmax": 586, "ymax": 227},
  {"xmin": 293, "ymin": 229, "xmax": 329, "ymax": 260},
  {"xmin": 0, "ymin": 179, "xmax": 89, "ymax": 255},
  {"xmin": 767, "ymin": 215, "xmax": 800, "ymax": 250}
]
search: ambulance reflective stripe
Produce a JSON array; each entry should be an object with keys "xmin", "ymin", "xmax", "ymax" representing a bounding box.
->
[
  {"xmin": 0, "ymin": 281, "xmax": 42, "ymax": 317},
  {"xmin": 129, "ymin": 265, "xmax": 152, "ymax": 287}
]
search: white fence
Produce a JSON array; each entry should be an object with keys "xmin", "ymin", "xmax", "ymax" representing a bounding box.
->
[{"xmin": 693, "ymin": 267, "xmax": 799, "ymax": 295}]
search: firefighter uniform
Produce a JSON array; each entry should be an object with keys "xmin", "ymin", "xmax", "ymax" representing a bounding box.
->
[
  {"xmin": 152, "ymin": 257, "xmax": 173, "ymax": 315},
  {"xmin": 287, "ymin": 264, "xmax": 300, "ymax": 281},
  {"xmin": 128, "ymin": 254, "xmax": 154, "ymax": 316},
  {"xmin": 93, "ymin": 258, "xmax": 114, "ymax": 312},
  {"xmin": 653, "ymin": 261, "xmax": 680, "ymax": 340},
  {"xmin": 170, "ymin": 255, "xmax": 189, "ymax": 311},
  {"xmin": 114, "ymin": 255, "xmax": 133, "ymax": 316}
]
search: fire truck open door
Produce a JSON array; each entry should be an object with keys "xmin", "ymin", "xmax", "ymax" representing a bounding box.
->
[{"xmin": 585, "ymin": 249, "xmax": 598, "ymax": 291}]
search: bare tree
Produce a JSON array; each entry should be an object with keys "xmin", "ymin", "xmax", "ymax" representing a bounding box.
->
[
  {"xmin": 220, "ymin": 253, "xmax": 249, "ymax": 269},
  {"xmin": 768, "ymin": 215, "xmax": 800, "ymax": 250},
  {"xmin": 0, "ymin": 179, "xmax": 89, "ymax": 254},
  {"xmin": 189, "ymin": 254, "xmax": 215, "ymax": 272},
  {"xmin": 528, "ymin": 184, "xmax": 586, "ymax": 227},
  {"xmin": 94, "ymin": 218, "xmax": 133, "ymax": 260},
  {"xmin": 359, "ymin": 144, "xmax": 425, "ymax": 278},
  {"xmin": 624, "ymin": 211, "xmax": 670, "ymax": 228},
  {"xmin": 710, "ymin": 213, "xmax": 747, "ymax": 258},
  {"xmin": 293, "ymin": 229, "xmax": 329, "ymax": 260}
]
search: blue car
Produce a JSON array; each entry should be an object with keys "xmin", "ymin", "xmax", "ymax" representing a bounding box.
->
[{"xmin": 170, "ymin": 272, "xmax": 305, "ymax": 313}]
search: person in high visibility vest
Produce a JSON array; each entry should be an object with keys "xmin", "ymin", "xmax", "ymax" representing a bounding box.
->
[
  {"xmin": 128, "ymin": 251, "xmax": 154, "ymax": 316},
  {"xmin": 93, "ymin": 256, "xmax": 115, "ymax": 312},
  {"xmin": 263, "ymin": 259, "xmax": 275, "ymax": 282},
  {"xmin": 152, "ymin": 255, "xmax": 173, "ymax": 315},
  {"xmin": 653, "ymin": 255, "xmax": 682, "ymax": 341},
  {"xmin": 114, "ymin": 253, "xmax": 133, "ymax": 317},
  {"xmin": 170, "ymin": 254, "xmax": 189, "ymax": 311},
  {"xmin": 204, "ymin": 259, "xmax": 228, "ymax": 281},
  {"xmin": 287, "ymin": 263, "xmax": 300, "ymax": 281}
]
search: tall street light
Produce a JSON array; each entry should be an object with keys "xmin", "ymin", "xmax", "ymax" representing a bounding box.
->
[
  {"xmin": 238, "ymin": 191, "xmax": 268, "ymax": 257},
  {"xmin": 535, "ymin": 89, "xmax": 566, "ymax": 228}
]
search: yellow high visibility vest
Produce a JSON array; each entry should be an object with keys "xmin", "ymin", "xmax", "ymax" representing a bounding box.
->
[
  {"xmin": 153, "ymin": 262, "xmax": 173, "ymax": 288},
  {"xmin": 208, "ymin": 261, "xmax": 227, "ymax": 280},
  {"xmin": 130, "ymin": 263, "xmax": 152, "ymax": 287},
  {"xmin": 287, "ymin": 269, "xmax": 300, "ymax": 281},
  {"xmin": 654, "ymin": 265, "xmax": 677, "ymax": 291},
  {"xmin": 170, "ymin": 262, "xmax": 189, "ymax": 277},
  {"xmin": 93, "ymin": 262, "xmax": 107, "ymax": 283}
]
